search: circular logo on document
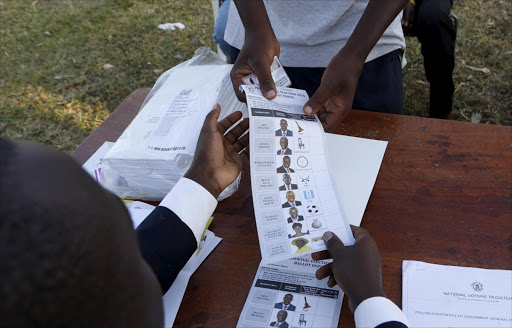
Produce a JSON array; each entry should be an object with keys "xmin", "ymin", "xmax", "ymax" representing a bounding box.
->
[
  {"xmin": 471, "ymin": 281, "xmax": 483, "ymax": 292},
  {"xmin": 297, "ymin": 156, "xmax": 308, "ymax": 168}
]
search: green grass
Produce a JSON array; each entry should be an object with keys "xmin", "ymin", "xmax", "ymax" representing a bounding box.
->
[
  {"xmin": 1, "ymin": 0, "xmax": 511, "ymax": 152},
  {"xmin": 404, "ymin": 0, "xmax": 512, "ymax": 124}
]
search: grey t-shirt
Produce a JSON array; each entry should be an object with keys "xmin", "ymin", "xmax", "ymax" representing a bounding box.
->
[{"xmin": 224, "ymin": 0, "xmax": 405, "ymax": 67}]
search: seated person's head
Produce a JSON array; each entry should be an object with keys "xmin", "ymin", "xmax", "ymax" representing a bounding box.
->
[{"xmin": 0, "ymin": 139, "xmax": 163, "ymax": 327}]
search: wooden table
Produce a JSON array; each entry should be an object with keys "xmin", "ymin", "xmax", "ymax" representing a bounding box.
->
[{"xmin": 73, "ymin": 88, "xmax": 512, "ymax": 327}]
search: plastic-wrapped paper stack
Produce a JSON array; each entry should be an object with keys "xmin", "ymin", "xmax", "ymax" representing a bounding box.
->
[{"xmin": 100, "ymin": 48, "xmax": 247, "ymax": 201}]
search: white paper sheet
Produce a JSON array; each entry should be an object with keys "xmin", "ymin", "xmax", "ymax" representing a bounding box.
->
[
  {"xmin": 243, "ymin": 85, "xmax": 354, "ymax": 263},
  {"xmin": 325, "ymin": 134, "xmax": 387, "ymax": 227},
  {"xmin": 162, "ymin": 231, "xmax": 222, "ymax": 327},
  {"xmin": 237, "ymin": 256, "xmax": 343, "ymax": 328},
  {"xmin": 403, "ymin": 260, "xmax": 512, "ymax": 327}
]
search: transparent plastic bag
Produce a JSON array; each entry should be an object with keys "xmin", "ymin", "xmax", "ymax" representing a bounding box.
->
[{"xmin": 101, "ymin": 47, "xmax": 247, "ymax": 201}]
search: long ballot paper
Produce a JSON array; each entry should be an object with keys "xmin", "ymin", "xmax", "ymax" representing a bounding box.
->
[
  {"xmin": 403, "ymin": 260, "xmax": 512, "ymax": 327},
  {"xmin": 237, "ymin": 257, "xmax": 343, "ymax": 328},
  {"xmin": 242, "ymin": 85, "xmax": 354, "ymax": 262}
]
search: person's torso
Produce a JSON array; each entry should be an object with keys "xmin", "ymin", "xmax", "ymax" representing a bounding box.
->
[{"xmin": 225, "ymin": 0, "xmax": 405, "ymax": 67}]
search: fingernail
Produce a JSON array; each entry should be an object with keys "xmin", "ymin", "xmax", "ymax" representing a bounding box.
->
[
  {"xmin": 323, "ymin": 232, "xmax": 332, "ymax": 243},
  {"xmin": 305, "ymin": 105, "xmax": 313, "ymax": 115},
  {"xmin": 266, "ymin": 90, "xmax": 276, "ymax": 98}
]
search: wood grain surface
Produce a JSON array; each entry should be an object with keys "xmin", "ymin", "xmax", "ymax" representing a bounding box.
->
[{"xmin": 73, "ymin": 89, "xmax": 512, "ymax": 328}]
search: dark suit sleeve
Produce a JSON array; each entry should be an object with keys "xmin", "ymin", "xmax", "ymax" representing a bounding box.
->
[
  {"xmin": 136, "ymin": 206, "xmax": 197, "ymax": 294},
  {"xmin": 376, "ymin": 322, "xmax": 408, "ymax": 328}
]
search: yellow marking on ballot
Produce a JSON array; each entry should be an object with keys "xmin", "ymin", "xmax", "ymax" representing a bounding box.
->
[{"xmin": 196, "ymin": 216, "xmax": 214, "ymax": 256}]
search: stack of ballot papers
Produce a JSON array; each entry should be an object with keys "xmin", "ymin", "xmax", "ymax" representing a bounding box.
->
[{"xmin": 100, "ymin": 48, "xmax": 246, "ymax": 201}]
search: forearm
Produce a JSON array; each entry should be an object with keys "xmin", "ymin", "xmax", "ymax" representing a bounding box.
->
[
  {"xmin": 342, "ymin": 0, "xmax": 408, "ymax": 60},
  {"xmin": 233, "ymin": 0, "xmax": 273, "ymax": 38}
]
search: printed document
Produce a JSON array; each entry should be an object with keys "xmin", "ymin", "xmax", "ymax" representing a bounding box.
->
[
  {"xmin": 243, "ymin": 85, "xmax": 354, "ymax": 262},
  {"xmin": 403, "ymin": 260, "xmax": 512, "ymax": 327},
  {"xmin": 237, "ymin": 256, "xmax": 343, "ymax": 328}
]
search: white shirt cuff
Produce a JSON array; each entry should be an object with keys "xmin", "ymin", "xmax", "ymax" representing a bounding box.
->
[
  {"xmin": 354, "ymin": 297, "xmax": 409, "ymax": 328},
  {"xmin": 159, "ymin": 178, "xmax": 217, "ymax": 245}
]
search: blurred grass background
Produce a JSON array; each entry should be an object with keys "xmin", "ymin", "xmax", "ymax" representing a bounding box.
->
[{"xmin": 1, "ymin": 0, "xmax": 511, "ymax": 152}]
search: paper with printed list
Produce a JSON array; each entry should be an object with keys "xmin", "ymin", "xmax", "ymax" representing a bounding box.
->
[
  {"xmin": 242, "ymin": 85, "xmax": 354, "ymax": 263},
  {"xmin": 402, "ymin": 260, "xmax": 512, "ymax": 327},
  {"xmin": 237, "ymin": 256, "xmax": 343, "ymax": 328}
]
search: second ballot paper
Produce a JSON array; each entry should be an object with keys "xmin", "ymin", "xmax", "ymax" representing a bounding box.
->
[{"xmin": 242, "ymin": 85, "xmax": 354, "ymax": 262}]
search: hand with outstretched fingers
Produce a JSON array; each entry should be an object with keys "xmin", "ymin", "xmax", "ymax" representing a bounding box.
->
[{"xmin": 185, "ymin": 104, "xmax": 249, "ymax": 198}]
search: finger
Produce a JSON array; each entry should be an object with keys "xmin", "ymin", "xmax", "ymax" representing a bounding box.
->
[
  {"xmin": 327, "ymin": 275, "xmax": 338, "ymax": 288},
  {"xmin": 320, "ymin": 113, "xmax": 343, "ymax": 133},
  {"xmin": 230, "ymin": 65, "xmax": 249, "ymax": 103},
  {"xmin": 350, "ymin": 225, "xmax": 370, "ymax": 240},
  {"xmin": 252, "ymin": 59, "xmax": 276, "ymax": 99},
  {"xmin": 240, "ymin": 143, "xmax": 250, "ymax": 160},
  {"xmin": 323, "ymin": 231, "xmax": 345, "ymax": 257},
  {"xmin": 202, "ymin": 105, "xmax": 221, "ymax": 134},
  {"xmin": 233, "ymin": 132, "xmax": 249, "ymax": 153},
  {"xmin": 217, "ymin": 111, "xmax": 243, "ymax": 135},
  {"xmin": 224, "ymin": 117, "xmax": 249, "ymax": 144},
  {"xmin": 315, "ymin": 262, "xmax": 333, "ymax": 280},
  {"xmin": 304, "ymin": 83, "xmax": 332, "ymax": 115},
  {"xmin": 311, "ymin": 250, "xmax": 331, "ymax": 261}
]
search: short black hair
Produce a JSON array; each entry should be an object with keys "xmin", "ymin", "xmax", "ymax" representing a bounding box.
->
[
  {"xmin": 292, "ymin": 223, "xmax": 302, "ymax": 229},
  {"xmin": 0, "ymin": 139, "xmax": 134, "ymax": 326}
]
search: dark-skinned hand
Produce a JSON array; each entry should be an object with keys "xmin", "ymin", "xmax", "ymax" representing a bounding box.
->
[
  {"xmin": 230, "ymin": 30, "xmax": 280, "ymax": 102},
  {"xmin": 401, "ymin": 2, "xmax": 416, "ymax": 29},
  {"xmin": 303, "ymin": 49, "xmax": 364, "ymax": 132},
  {"xmin": 184, "ymin": 104, "xmax": 249, "ymax": 198},
  {"xmin": 312, "ymin": 226, "xmax": 386, "ymax": 312}
]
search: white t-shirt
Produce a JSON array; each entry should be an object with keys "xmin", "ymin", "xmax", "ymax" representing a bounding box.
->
[{"xmin": 224, "ymin": 0, "xmax": 405, "ymax": 67}]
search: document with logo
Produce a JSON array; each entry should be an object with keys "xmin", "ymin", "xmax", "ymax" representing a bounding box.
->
[
  {"xmin": 242, "ymin": 85, "xmax": 354, "ymax": 262},
  {"xmin": 237, "ymin": 256, "xmax": 343, "ymax": 328},
  {"xmin": 403, "ymin": 260, "xmax": 512, "ymax": 327}
]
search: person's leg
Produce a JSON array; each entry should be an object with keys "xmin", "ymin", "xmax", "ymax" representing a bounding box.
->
[
  {"xmin": 352, "ymin": 49, "xmax": 404, "ymax": 114},
  {"xmin": 415, "ymin": 0, "xmax": 456, "ymax": 118},
  {"xmin": 212, "ymin": 0, "xmax": 240, "ymax": 63}
]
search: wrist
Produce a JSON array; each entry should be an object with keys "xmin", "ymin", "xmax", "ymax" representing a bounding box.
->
[{"xmin": 184, "ymin": 167, "xmax": 221, "ymax": 199}]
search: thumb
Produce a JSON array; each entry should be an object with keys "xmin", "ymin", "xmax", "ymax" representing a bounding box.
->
[
  {"xmin": 252, "ymin": 59, "xmax": 277, "ymax": 100},
  {"xmin": 304, "ymin": 84, "xmax": 331, "ymax": 115},
  {"xmin": 202, "ymin": 104, "xmax": 221, "ymax": 134},
  {"xmin": 323, "ymin": 231, "xmax": 345, "ymax": 258}
]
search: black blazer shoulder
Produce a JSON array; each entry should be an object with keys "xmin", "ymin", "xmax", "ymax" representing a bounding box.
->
[{"xmin": 136, "ymin": 206, "xmax": 197, "ymax": 294}]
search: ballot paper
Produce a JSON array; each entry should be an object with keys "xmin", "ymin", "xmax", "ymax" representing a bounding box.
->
[
  {"xmin": 403, "ymin": 260, "xmax": 512, "ymax": 327},
  {"xmin": 243, "ymin": 85, "xmax": 354, "ymax": 262},
  {"xmin": 243, "ymin": 56, "xmax": 292, "ymax": 88},
  {"xmin": 237, "ymin": 256, "xmax": 343, "ymax": 328},
  {"xmin": 124, "ymin": 201, "xmax": 222, "ymax": 328}
]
